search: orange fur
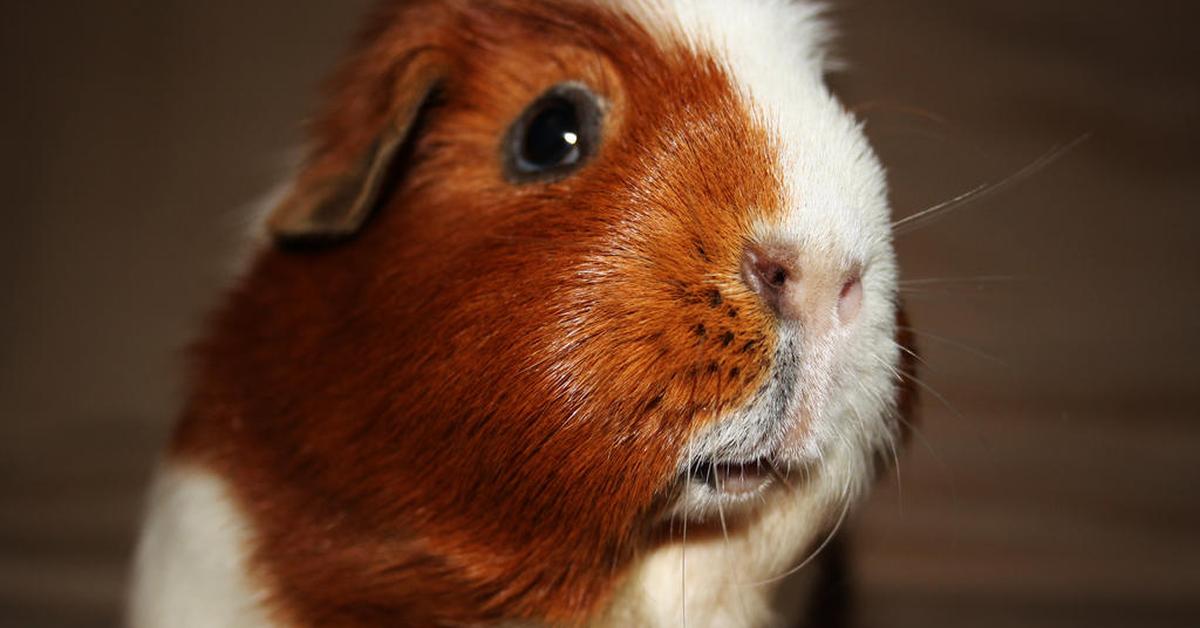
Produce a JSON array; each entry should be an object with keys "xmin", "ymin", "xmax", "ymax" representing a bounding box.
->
[{"xmin": 173, "ymin": 1, "xmax": 789, "ymax": 624}]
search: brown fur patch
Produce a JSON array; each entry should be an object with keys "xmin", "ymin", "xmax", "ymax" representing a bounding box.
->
[{"xmin": 173, "ymin": 0, "xmax": 786, "ymax": 624}]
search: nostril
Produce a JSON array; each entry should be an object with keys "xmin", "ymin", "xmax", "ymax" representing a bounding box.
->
[
  {"xmin": 837, "ymin": 275, "xmax": 864, "ymax": 324},
  {"xmin": 758, "ymin": 259, "xmax": 790, "ymax": 290},
  {"xmin": 744, "ymin": 247, "xmax": 792, "ymax": 294},
  {"xmin": 742, "ymin": 246, "xmax": 794, "ymax": 304},
  {"xmin": 742, "ymin": 245, "xmax": 802, "ymax": 320}
]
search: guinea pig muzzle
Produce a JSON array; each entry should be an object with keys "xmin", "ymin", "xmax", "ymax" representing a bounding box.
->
[{"xmin": 672, "ymin": 310, "xmax": 856, "ymax": 520}]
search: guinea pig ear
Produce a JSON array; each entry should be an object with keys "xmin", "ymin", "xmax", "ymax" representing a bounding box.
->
[{"xmin": 266, "ymin": 54, "xmax": 448, "ymax": 244}]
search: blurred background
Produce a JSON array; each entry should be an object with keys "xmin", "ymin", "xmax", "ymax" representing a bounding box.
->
[{"xmin": 2, "ymin": 1, "xmax": 1197, "ymax": 626}]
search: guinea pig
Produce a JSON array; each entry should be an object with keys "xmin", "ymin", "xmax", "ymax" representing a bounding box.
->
[{"xmin": 129, "ymin": 0, "xmax": 914, "ymax": 626}]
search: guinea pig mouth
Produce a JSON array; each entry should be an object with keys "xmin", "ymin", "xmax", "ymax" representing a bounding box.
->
[{"xmin": 686, "ymin": 456, "xmax": 779, "ymax": 497}]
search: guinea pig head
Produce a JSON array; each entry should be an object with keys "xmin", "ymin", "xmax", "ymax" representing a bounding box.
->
[{"xmin": 178, "ymin": 0, "xmax": 903, "ymax": 624}]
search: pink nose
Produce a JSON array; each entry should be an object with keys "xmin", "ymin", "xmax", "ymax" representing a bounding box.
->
[{"xmin": 742, "ymin": 244, "xmax": 863, "ymax": 328}]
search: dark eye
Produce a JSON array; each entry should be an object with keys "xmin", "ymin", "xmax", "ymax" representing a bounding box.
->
[{"xmin": 504, "ymin": 83, "xmax": 603, "ymax": 183}]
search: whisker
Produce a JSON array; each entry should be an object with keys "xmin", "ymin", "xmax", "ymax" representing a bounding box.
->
[
  {"xmin": 897, "ymin": 326, "xmax": 1007, "ymax": 366},
  {"xmin": 891, "ymin": 338, "xmax": 930, "ymax": 370},
  {"xmin": 707, "ymin": 466, "xmax": 729, "ymax": 551},
  {"xmin": 894, "ymin": 413, "xmax": 951, "ymax": 477},
  {"xmin": 899, "ymin": 274, "xmax": 1019, "ymax": 286},
  {"xmin": 897, "ymin": 288, "xmax": 994, "ymax": 301},
  {"xmin": 849, "ymin": 100, "xmax": 951, "ymax": 126},
  {"xmin": 766, "ymin": 459, "xmax": 793, "ymax": 491},
  {"xmin": 896, "ymin": 286, "xmax": 1016, "ymax": 303},
  {"xmin": 714, "ymin": 470, "xmax": 731, "ymax": 540},
  {"xmin": 871, "ymin": 353, "xmax": 968, "ymax": 424},
  {"xmin": 862, "ymin": 366, "xmax": 964, "ymax": 518},
  {"xmin": 742, "ymin": 494, "xmax": 852, "ymax": 587},
  {"xmin": 858, "ymin": 376, "xmax": 962, "ymax": 537},
  {"xmin": 897, "ymin": 275, "xmax": 1022, "ymax": 301},
  {"xmin": 848, "ymin": 380, "xmax": 904, "ymax": 513},
  {"xmin": 891, "ymin": 134, "xmax": 1090, "ymax": 235},
  {"xmin": 679, "ymin": 370, "xmax": 702, "ymax": 628},
  {"xmin": 850, "ymin": 363, "xmax": 952, "ymax": 480},
  {"xmin": 887, "ymin": 435, "xmax": 903, "ymax": 516},
  {"xmin": 712, "ymin": 466, "xmax": 755, "ymax": 624},
  {"xmin": 892, "ymin": 183, "xmax": 988, "ymax": 232},
  {"xmin": 708, "ymin": 356, "xmax": 752, "ymax": 619},
  {"xmin": 681, "ymin": 447, "xmax": 689, "ymax": 628}
]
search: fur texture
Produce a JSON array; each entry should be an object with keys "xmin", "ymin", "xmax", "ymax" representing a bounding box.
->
[{"xmin": 130, "ymin": 1, "xmax": 909, "ymax": 626}]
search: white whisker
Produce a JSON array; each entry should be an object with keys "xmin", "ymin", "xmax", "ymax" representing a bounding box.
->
[
  {"xmin": 742, "ymin": 493, "xmax": 852, "ymax": 587},
  {"xmin": 898, "ymin": 325, "xmax": 1007, "ymax": 366},
  {"xmin": 893, "ymin": 413, "xmax": 951, "ymax": 479},
  {"xmin": 891, "ymin": 338, "xmax": 930, "ymax": 370},
  {"xmin": 849, "ymin": 379, "xmax": 904, "ymax": 514},
  {"xmin": 887, "ymin": 435, "xmax": 903, "ymax": 515},
  {"xmin": 891, "ymin": 183, "xmax": 987, "ymax": 232},
  {"xmin": 871, "ymin": 353, "xmax": 967, "ymax": 423},
  {"xmin": 892, "ymin": 134, "xmax": 1089, "ymax": 235},
  {"xmin": 899, "ymin": 274, "xmax": 1019, "ymax": 286}
]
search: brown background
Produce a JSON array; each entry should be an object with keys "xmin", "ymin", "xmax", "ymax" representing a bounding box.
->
[{"xmin": 2, "ymin": 1, "xmax": 1197, "ymax": 626}]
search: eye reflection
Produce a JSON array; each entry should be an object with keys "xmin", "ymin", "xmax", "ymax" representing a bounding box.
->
[{"xmin": 504, "ymin": 83, "xmax": 603, "ymax": 183}]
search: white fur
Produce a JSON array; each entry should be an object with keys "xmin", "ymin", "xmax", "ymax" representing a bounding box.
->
[
  {"xmin": 131, "ymin": 3, "xmax": 897, "ymax": 627},
  {"xmin": 620, "ymin": 0, "xmax": 898, "ymax": 470},
  {"xmin": 624, "ymin": 0, "xmax": 895, "ymax": 313},
  {"xmin": 599, "ymin": 1, "xmax": 899, "ymax": 625},
  {"xmin": 129, "ymin": 463, "xmax": 275, "ymax": 628}
]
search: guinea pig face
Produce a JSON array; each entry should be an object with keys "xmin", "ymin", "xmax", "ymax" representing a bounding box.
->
[{"xmin": 247, "ymin": 0, "xmax": 900, "ymax": 621}]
